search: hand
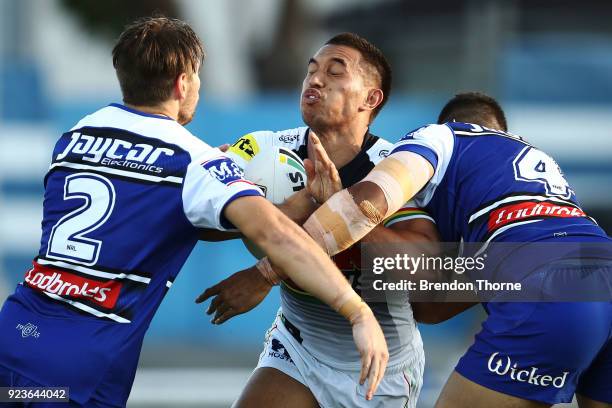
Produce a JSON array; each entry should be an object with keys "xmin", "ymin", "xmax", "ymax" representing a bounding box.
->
[
  {"xmin": 195, "ymin": 265, "xmax": 273, "ymax": 324},
  {"xmin": 217, "ymin": 143, "xmax": 230, "ymax": 152},
  {"xmin": 304, "ymin": 132, "xmax": 342, "ymax": 203},
  {"xmin": 351, "ymin": 304, "xmax": 389, "ymax": 400}
]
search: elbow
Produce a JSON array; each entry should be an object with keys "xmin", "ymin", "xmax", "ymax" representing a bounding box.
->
[{"xmin": 348, "ymin": 181, "xmax": 389, "ymax": 218}]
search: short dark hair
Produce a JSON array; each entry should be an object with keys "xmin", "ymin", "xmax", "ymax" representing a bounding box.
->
[
  {"xmin": 325, "ymin": 33, "xmax": 392, "ymax": 121},
  {"xmin": 437, "ymin": 92, "xmax": 507, "ymax": 132},
  {"xmin": 112, "ymin": 16, "xmax": 205, "ymax": 106}
]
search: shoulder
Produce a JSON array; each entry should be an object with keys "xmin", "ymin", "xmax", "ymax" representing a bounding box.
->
[
  {"xmin": 69, "ymin": 105, "xmax": 213, "ymax": 161},
  {"xmin": 400, "ymin": 123, "xmax": 453, "ymax": 142}
]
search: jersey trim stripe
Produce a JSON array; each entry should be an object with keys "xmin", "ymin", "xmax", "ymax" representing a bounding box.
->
[
  {"xmin": 384, "ymin": 208, "xmax": 434, "ymax": 227},
  {"xmin": 49, "ymin": 161, "xmax": 184, "ymax": 184},
  {"xmin": 390, "ymin": 143, "xmax": 438, "ymax": 169},
  {"xmin": 280, "ymin": 281, "xmax": 321, "ymax": 304},
  {"xmin": 108, "ymin": 103, "xmax": 174, "ymax": 121},
  {"xmin": 219, "ymin": 189, "xmax": 264, "ymax": 229},
  {"xmin": 384, "ymin": 214, "xmax": 435, "ymax": 228},
  {"xmin": 37, "ymin": 258, "xmax": 151, "ymax": 284},
  {"xmin": 41, "ymin": 291, "xmax": 131, "ymax": 323},
  {"xmin": 474, "ymin": 219, "xmax": 543, "ymax": 256}
]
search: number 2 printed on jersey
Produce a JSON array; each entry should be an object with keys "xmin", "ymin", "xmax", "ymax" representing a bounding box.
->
[{"xmin": 47, "ymin": 173, "xmax": 116, "ymax": 266}]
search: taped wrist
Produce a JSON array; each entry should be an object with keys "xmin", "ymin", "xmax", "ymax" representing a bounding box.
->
[
  {"xmin": 303, "ymin": 189, "xmax": 383, "ymax": 256},
  {"xmin": 255, "ymin": 257, "xmax": 285, "ymax": 286},
  {"xmin": 333, "ymin": 290, "xmax": 371, "ymax": 325}
]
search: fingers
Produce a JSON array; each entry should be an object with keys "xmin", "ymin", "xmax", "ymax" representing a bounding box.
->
[
  {"xmin": 217, "ymin": 143, "xmax": 230, "ymax": 152},
  {"xmin": 195, "ymin": 284, "xmax": 221, "ymax": 304},
  {"xmin": 206, "ymin": 294, "xmax": 223, "ymax": 315},
  {"xmin": 359, "ymin": 351, "xmax": 371, "ymax": 386},
  {"xmin": 365, "ymin": 353, "xmax": 387, "ymax": 401},
  {"xmin": 304, "ymin": 158, "xmax": 315, "ymax": 181},
  {"xmin": 312, "ymin": 136, "xmax": 333, "ymax": 167},
  {"xmin": 212, "ymin": 307, "xmax": 239, "ymax": 325},
  {"xmin": 309, "ymin": 131, "xmax": 333, "ymax": 167},
  {"xmin": 211, "ymin": 301, "xmax": 234, "ymax": 324},
  {"xmin": 328, "ymin": 160, "xmax": 341, "ymax": 186},
  {"xmin": 314, "ymin": 155, "xmax": 326, "ymax": 176},
  {"xmin": 307, "ymin": 131, "xmax": 317, "ymax": 161},
  {"xmin": 376, "ymin": 353, "xmax": 388, "ymax": 396}
]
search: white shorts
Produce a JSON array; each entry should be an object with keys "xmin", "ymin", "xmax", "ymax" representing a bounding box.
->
[{"xmin": 255, "ymin": 314, "xmax": 424, "ymax": 408}]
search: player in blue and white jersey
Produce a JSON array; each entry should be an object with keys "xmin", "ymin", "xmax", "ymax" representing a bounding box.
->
[
  {"xmin": 299, "ymin": 92, "xmax": 612, "ymax": 407},
  {"xmin": 0, "ymin": 18, "xmax": 389, "ymax": 407}
]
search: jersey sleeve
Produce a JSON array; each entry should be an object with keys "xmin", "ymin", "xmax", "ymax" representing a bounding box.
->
[
  {"xmin": 388, "ymin": 124, "xmax": 455, "ymax": 206},
  {"xmin": 182, "ymin": 147, "xmax": 264, "ymax": 231},
  {"xmin": 383, "ymin": 201, "xmax": 435, "ymax": 228}
]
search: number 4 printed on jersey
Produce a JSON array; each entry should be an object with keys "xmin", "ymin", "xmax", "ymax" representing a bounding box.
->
[
  {"xmin": 513, "ymin": 146, "xmax": 574, "ymax": 199},
  {"xmin": 47, "ymin": 173, "xmax": 116, "ymax": 265}
]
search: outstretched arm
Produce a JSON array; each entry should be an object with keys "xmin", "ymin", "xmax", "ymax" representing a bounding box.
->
[
  {"xmin": 303, "ymin": 151, "xmax": 434, "ymax": 257},
  {"xmin": 223, "ymin": 195, "xmax": 388, "ymax": 399}
]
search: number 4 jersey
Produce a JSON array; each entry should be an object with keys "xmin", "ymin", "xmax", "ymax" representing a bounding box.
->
[
  {"xmin": 389, "ymin": 122, "xmax": 610, "ymax": 283},
  {"xmin": 0, "ymin": 104, "xmax": 262, "ymax": 406},
  {"xmin": 391, "ymin": 122, "xmax": 608, "ymax": 244}
]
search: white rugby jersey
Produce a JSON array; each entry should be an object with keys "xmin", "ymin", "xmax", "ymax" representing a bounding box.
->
[{"xmin": 227, "ymin": 126, "xmax": 433, "ymax": 371}]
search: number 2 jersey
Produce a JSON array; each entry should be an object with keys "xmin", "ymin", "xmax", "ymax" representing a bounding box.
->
[
  {"xmin": 390, "ymin": 122, "xmax": 610, "ymax": 282},
  {"xmin": 227, "ymin": 127, "xmax": 433, "ymax": 372},
  {"xmin": 0, "ymin": 104, "xmax": 263, "ymax": 406}
]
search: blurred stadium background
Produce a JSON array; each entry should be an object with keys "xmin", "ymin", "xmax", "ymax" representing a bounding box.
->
[{"xmin": 1, "ymin": 0, "xmax": 611, "ymax": 406}]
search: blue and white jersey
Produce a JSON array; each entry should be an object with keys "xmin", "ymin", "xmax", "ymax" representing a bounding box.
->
[
  {"xmin": 0, "ymin": 104, "xmax": 262, "ymax": 405},
  {"xmin": 390, "ymin": 122, "xmax": 608, "ymax": 245}
]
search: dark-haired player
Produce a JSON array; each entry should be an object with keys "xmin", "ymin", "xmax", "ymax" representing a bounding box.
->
[
  {"xmin": 199, "ymin": 33, "xmax": 438, "ymax": 408},
  {"xmin": 295, "ymin": 89, "xmax": 612, "ymax": 407},
  {"xmin": 413, "ymin": 92, "xmax": 507, "ymax": 324},
  {"xmin": 0, "ymin": 19, "xmax": 389, "ymax": 407},
  {"xmin": 437, "ymin": 91, "xmax": 507, "ymax": 131}
]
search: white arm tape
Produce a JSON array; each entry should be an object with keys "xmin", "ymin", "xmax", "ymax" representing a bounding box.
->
[
  {"xmin": 362, "ymin": 151, "xmax": 427, "ymax": 218},
  {"xmin": 303, "ymin": 189, "xmax": 381, "ymax": 256}
]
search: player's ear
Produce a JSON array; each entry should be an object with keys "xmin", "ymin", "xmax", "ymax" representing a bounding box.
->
[
  {"xmin": 174, "ymin": 72, "xmax": 189, "ymax": 101},
  {"xmin": 362, "ymin": 88, "xmax": 383, "ymax": 114}
]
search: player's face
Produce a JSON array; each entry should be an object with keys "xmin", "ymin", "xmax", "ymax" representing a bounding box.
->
[
  {"xmin": 301, "ymin": 45, "xmax": 371, "ymax": 129},
  {"xmin": 178, "ymin": 67, "xmax": 201, "ymax": 125}
]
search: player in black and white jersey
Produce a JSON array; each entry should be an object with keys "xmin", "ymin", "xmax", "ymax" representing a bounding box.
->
[{"xmin": 198, "ymin": 33, "xmax": 439, "ymax": 408}]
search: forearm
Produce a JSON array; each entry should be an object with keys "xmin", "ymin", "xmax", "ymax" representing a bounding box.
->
[
  {"xmin": 227, "ymin": 197, "xmax": 358, "ymax": 312},
  {"xmin": 276, "ymin": 189, "xmax": 319, "ymax": 224},
  {"xmin": 301, "ymin": 152, "xmax": 434, "ymax": 256}
]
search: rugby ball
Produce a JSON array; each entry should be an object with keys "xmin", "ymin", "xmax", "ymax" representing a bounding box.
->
[
  {"xmin": 243, "ymin": 147, "xmax": 306, "ymax": 204},
  {"xmin": 242, "ymin": 147, "xmax": 307, "ymax": 259}
]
